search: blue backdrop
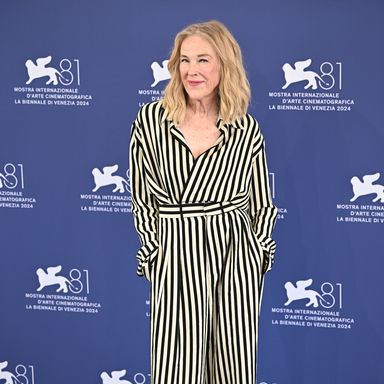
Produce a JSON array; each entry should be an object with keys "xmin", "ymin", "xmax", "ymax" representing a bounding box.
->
[{"xmin": 1, "ymin": 1, "xmax": 383, "ymax": 383}]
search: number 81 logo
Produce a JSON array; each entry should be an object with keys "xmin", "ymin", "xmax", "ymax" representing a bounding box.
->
[
  {"xmin": 284, "ymin": 279, "xmax": 343, "ymax": 309},
  {"xmin": 282, "ymin": 59, "xmax": 343, "ymax": 90},
  {"xmin": 36, "ymin": 266, "xmax": 90, "ymax": 295},
  {"xmin": 0, "ymin": 163, "xmax": 24, "ymax": 189}
]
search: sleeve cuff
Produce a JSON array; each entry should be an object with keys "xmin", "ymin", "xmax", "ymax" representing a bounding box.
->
[
  {"xmin": 259, "ymin": 237, "xmax": 277, "ymax": 273},
  {"xmin": 136, "ymin": 240, "xmax": 159, "ymax": 281}
]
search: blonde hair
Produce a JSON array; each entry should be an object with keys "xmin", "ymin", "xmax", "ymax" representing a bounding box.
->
[{"xmin": 162, "ymin": 20, "xmax": 251, "ymax": 125}]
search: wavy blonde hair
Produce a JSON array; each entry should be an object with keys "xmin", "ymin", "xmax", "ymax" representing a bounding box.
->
[{"xmin": 162, "ymin": 20, "xmax": 251, "ymax": 125}]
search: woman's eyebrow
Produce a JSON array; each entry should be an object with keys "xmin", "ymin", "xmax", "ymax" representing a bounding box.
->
[{"xmin": 180, "ymin": 53, "xmax": 212, "ymax": 58}]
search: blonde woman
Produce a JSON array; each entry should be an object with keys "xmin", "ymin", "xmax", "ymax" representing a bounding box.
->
[{"xmin": 130, "ymin": 20, "xmax": 277, "ymax": 384}]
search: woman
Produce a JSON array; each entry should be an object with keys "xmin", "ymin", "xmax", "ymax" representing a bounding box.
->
[{"xmin": 130, "ymin": 20, "xmax": 277, "ymax": 384}]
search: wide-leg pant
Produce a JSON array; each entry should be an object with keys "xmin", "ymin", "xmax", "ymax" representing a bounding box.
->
[{"xmin": 149, "ymin": 203, "xmax": 265, "ymax": 384}]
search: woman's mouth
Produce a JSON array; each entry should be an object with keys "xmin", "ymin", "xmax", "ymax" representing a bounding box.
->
[{"xmin": 188, "ymin": 80, "xmax": 204, "ymax": 86}]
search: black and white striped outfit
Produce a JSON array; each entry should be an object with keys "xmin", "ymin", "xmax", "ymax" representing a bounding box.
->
[{"xmin": 129, "ymin": 100, "xmax": 277, "ymax": 384}]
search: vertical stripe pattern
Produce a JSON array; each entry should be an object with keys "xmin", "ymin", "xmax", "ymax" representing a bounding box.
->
[{"xmin": 129, "ymin": 101, "xmax": 277, "ymax": 384}]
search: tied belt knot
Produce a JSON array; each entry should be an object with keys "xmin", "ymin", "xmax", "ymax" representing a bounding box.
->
[{"xmin": 158, "ymin": 200, "xmax": 239, "ymax": 218}]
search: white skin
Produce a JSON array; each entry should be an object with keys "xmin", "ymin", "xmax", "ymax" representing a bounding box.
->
[{"xmin": 179, "ymin": 35, "xmax": 221, "ymax": 159}]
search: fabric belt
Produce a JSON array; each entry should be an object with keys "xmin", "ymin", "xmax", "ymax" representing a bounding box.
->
[{"xmin": 158, "ymin": 201, "xmax": 238, "ymax": 218}]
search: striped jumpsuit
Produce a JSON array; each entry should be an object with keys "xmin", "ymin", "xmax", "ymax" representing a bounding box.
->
[{"xmin": 129, "ymin": 101, "xmax": 277, "ymax": 384}]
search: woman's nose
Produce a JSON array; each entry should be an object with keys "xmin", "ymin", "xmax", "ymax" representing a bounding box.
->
[{"xmin": 187, "ymin": 61, "xmax": 198, "ymax": 75}]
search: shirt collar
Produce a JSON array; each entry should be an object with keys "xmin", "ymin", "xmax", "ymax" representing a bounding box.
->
[
  {"xmin": 217, "ymin": 116, "xmax": 247, "ymax": 131},
  {"xmin": 160, "ymin": 101, "xmax": 246, "ymax": 130}
]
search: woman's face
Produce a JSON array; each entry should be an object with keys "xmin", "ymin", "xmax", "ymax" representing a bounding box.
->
[{"xmin": 179, "ymin": 35, "xmax": 220, "ymax": 105}]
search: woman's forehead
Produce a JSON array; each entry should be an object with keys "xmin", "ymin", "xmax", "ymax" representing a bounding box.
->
[{"xmin": 180, "ymin": 35, "xmax": 216, "ymax": 56}]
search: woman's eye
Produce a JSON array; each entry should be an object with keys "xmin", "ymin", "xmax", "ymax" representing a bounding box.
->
[
  {"xmin": 199, "ymin": 58, "xmax": 208, "ymax": 63},
  {"xmin": 180, "ymin": 58, "xmax": 189, "ymax": 63}
]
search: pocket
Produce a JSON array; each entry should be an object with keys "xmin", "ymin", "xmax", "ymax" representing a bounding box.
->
[
  {"xmin": 238, "ymin": 210, "xmax": 266, "ymax": 274},
  {"xmin": 251, "ymin": 233, "xmax": 271, "ymax": 274},
  {"xmin": 143, "ymin": 248, "xmax": 158, "ymax": 282},
  {"xmin": 261, "ymin": 250, "xmax": 271, "ymax": 274},
  {"xmin": 248, "ymin": 228, "xmax": 264, "ymax": 270}
]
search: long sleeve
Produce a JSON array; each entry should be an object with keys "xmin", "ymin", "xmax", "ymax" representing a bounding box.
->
[
  {"xmin": 249, "ymin": 123, "xmax": 278, "ymax": 273},
  {"xmin": 129, "ymin": 119, "xmax": 159, "ymax": 280}
]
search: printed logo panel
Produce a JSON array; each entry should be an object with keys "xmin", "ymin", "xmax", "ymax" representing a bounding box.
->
[
  {"xmin": 137, "ymin": 58, "xmax": 170, "ymax": 107},
  {"xmin": 25, "ymin": 264, "xmax": 102, "ymax": 315},
  {"xmin": 13, "ymin": 55, "xmax": 93, "ymax": 107},
  {"xmin": 80, "ymin": 163, "xmax": 132, "ymax": 214},
  {"xmin": 268, "ymin": 58, "xmax": 355, "ymax": 113},
  {"xmin": 99, "ymin": 368, "xmax": 276, "ymax": 384},
  {"xmin": 336, "ymin": 172, "xmax": 384, "ymax": 224},
  {"xmin": 0, "ymin": 162, "xmax": 37, "ymax": 210},
  {"xmin": 271, "ymin": 278, "xmax": 355, "ymax": 330}
]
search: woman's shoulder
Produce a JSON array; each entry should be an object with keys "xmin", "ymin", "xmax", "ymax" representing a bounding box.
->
[
  {"xmin": 231, "ymin": 113, "xmax": 260, "ymax": 133},
  {"xmin": 135, "ymin": 100, "xmax": 166, "ymax": 125}
]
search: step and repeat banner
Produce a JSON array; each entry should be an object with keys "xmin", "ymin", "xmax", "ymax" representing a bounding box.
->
[{"xmin": 1, "ymin": 1, "xmax": 383, "ymax": 383}]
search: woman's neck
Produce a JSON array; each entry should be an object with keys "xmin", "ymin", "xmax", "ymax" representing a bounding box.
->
[{"xmin": 186, "ymin": 98, "xmax": 218, "ymax": 120}]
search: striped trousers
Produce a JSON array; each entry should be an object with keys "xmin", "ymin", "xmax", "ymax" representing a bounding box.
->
[{"xmin": 148, "ymin": 200, "xmax": 266, "ymax": 384}]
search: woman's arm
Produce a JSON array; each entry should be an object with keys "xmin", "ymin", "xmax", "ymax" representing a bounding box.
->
[
  {"xmin": 129, "ymin": 119, "xmax": 159, "ymax": 280},
  {"xmin": 249, "ymin": 122, "xmax": 277, "ymax": 273}
]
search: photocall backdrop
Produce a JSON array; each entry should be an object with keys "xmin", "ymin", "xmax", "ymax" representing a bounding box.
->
[{"xmin": 1, "ymin": 1, "xmax": 383, "ymax": 383}]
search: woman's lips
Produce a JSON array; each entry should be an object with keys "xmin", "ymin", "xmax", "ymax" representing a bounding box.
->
[{"xmin": 188, "ymin": 80, "xmax": 204, "ymax": 86}]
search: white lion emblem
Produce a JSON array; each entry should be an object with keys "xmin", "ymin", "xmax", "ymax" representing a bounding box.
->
[
  {"xmin": 284, "ymin": 279, "xmax": 329, "ymax": 308},
  {"xmin": 25, "ymin": 55, "xmax": 67, "ymax": 85},
  {"xmin": 350, "ymin": 173, "xmax": 384, "ymax": 203},
  {"xmin": 151, "ymin": 60, "xmax": 170, "ymax": 87},
  {"xmin": 282, "ymin": 59, "xmax": 329, "ymax": 90},
  {"xmin": 92, "ymin": 164, "xmax": 129, "ymax": 193},
  {"xmin": 100, "ymin": 370, "xmax": 132, "ymax": 384},
  {"xmin": 36, "ymin": 265, "xmax": 76, "ymax": 293},
  {"xmin": 0, "ymin": 361, "xmax": 20, "ymax": 384}
]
